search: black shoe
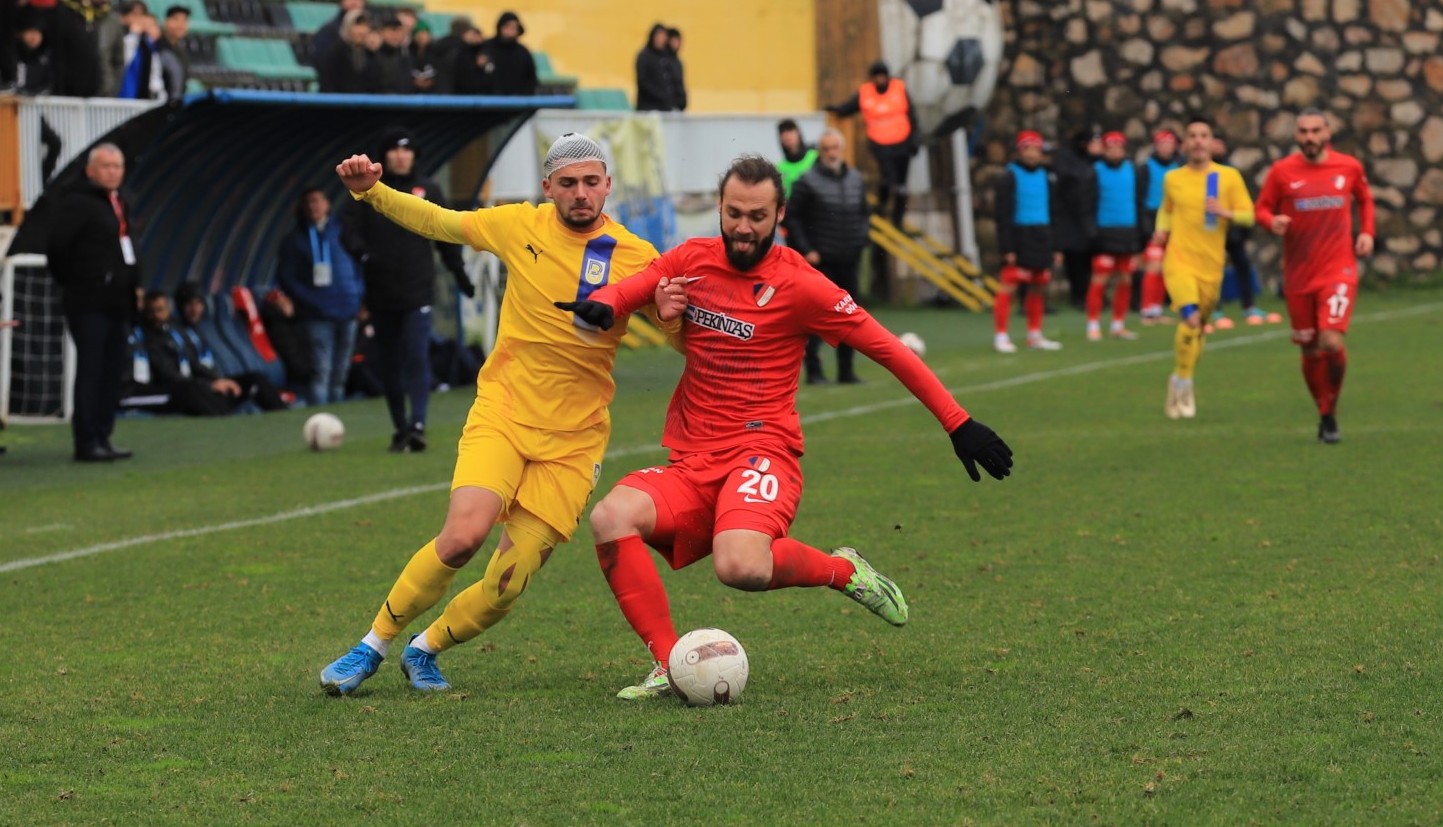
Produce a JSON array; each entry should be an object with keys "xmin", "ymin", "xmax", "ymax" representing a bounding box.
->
[
  {"xmin": 388, "ymin": 432, "xmax": 410, "ymax": 453},
  {"xmin": 406, "ymin": 424, "xmax": 427, "ymax": 453},
  {"xmin": 805, "ymin": 374, "xmax": 830, "ymax": 386},
  {"xmin": 74, "ymin": 446, "xmax": 116, "ymax": 463},
  {"xmin": 102, "ymin": 442, "xmax": 133, "ymax": 460},
  {"xmin": 837, "ymin": 375, "xmax": 865, "ymax": 385},
  {"xmin": 1318, "ymin": 414, "xmax": 1341, "ymax": 444}
]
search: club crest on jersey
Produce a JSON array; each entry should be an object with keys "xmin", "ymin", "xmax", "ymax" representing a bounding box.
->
[
  {"xmin": 684, "ymin": 305, "xmax": 755, "ymax": 340},
  {"xmin": 411, "ymin": 186, "xmax": 427, "ymax": 197},
  {"xmin": 753, "ymin": 283, "xmax": 776, "ymax": 307},
  {"xmin": 1334, "ymin": 175, "xmax": 1345, "ymax": 191},
  {"xmin": 584, "ymin": 257, "xmax": 609, "ymax": 285}
]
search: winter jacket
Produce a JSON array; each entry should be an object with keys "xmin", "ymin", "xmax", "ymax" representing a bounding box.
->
[
  {"xmin": 785, "ymin": 163, "xmax": 870, "ymax": 260},
  {"xmin": 45, "ymin": 180, "xmax": 140, "ymax": 318},
  {"xmin": 275, "ymin": 218, "xmax": 364, "ymax": 323},
  {"xmin": 341, "ymin": 172, "xmax": 468, "ymax": 313}
]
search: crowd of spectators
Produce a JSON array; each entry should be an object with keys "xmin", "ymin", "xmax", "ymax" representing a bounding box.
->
[{"xmin": 633, "ymin": 22, "xmax": 684, "ymax": 112}]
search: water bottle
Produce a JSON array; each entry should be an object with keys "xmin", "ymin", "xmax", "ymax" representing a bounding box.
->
[{"xmin": 1204, "ymin": 171, "xmax": 1219, "ymax": 230}]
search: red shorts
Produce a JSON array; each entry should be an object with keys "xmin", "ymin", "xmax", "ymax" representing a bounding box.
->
[
  {"xmin": 1092, "ymin": 253, "xmax": 1138, "ymax": 275},
  {"xmin": 1287, "ymin": 279, "xmax": 1357, "ymax": 344},
  {"xmin": 617, "ymin": 443, "xmax": 804, "ymax": 571},
  {"xmin": 1001, "ymin": 265, "xmax": 1051, "ymax": 285}
]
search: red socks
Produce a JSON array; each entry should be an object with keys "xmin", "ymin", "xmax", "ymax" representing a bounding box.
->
[
  {"xmin": 1142, "ymin": 272, "xmax": 1165, "ymax": 310},
  {"xmin": 1086, "ymin": 279, "xmax": 1107, "ymax": 322},
  {"xmin": 1302, "ymin": 347, "xmax": 1347, "ymax": 415},
  {"xmin": 1112, "ymin": 278, "xmax": 1132, "ymax": 322},
  {"xmin": 768, "ymin": 537, "xmax": 854, "ymax": 590},
  {"xmin": 1025, "ymin": 288, "xmax": 1045, "ymax": 333},
  {"xmin": 597, "ymin": 535, "xmax": 677, "ymax": 664},
  {"xmin": 993, "ymin": 290, "xmax": 1012, "ymax": 335}
]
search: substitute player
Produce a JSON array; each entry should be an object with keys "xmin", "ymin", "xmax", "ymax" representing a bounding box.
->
[
  {"xmin": 1255, "ymin": 108, "xmax": 1375, "ymax": 444},
  {"xmin": 1086, "ymin": 131, "xmax": 1144, "ymax": 341},
  {"xmin": 1138, "ymin": 129, "xmax": 1180, "ymax": 323},
  {"xmin": 1154, "ymin": 116, "xmax": 1255, "ymax": 419},
  {"xmin": 992, "ymin": 130, "xmax": 1063, "ymax": 353},
  {"xmin": 557, "ymin": 156, "xmax": 1014, "ymax": 699},
  {"xmin": 319, "ymin": 134, "xmax": 677, "ymax": 695}
]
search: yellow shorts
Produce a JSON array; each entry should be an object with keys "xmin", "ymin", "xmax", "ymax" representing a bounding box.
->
[
  {"xmin": 1163, "ymin": 268, "xmax": 1221, "ymax": 320},
  {"xmin": 451, "ymin": 401, "xmax": 609, "ymax": 541}
]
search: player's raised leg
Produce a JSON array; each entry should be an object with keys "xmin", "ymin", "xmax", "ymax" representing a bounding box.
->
[{"xmin": 319, "ymin": 486, "xmax": 501, "ymax": 695}]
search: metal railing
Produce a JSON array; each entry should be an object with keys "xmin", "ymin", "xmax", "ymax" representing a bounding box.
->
[{"xmin": 10, "ymin": 96, "xmax": 164, "ymax": 211}]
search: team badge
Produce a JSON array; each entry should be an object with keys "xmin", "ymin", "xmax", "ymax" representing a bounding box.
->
[
  {"xmin": 753, "ymin": 283, "xmax": 775, "ymax": 307},
  {"xmin": 1334, "ymin": 175, "xmax": 1345, "ymax": 191},
  {"xmin": 592, "ymin": 463, "xmax": 602, "ymax": 486},
  {"xmin": 411, "ymin": 186, "xmax": 427, "ymax": 197},
  {"xmin": 584, "ymin": 257, "xmax": 608, "ymax": 285}
]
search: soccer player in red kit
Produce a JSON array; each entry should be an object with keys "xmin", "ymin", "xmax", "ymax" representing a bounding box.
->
[
  {"xmin": 556, "ymin": 156, "xmax": 1014, "ymax": 699},
  {"xmin": 1255, "ymin": 109, "xmax": 1375, "ymax": 443}
]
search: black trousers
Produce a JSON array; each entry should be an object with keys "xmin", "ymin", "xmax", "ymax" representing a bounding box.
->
[
  {"xmin": 869, "ymin": 142, "xmax": 912, "ymax": 226},
  {"xmin": 805, "ymin": 254, "xmax": 861, "ymax": 381},
  {"xmin": 65, "ymin": 310, "xmax": 129, "ymax": 453},
  {"xmin": 1227, "ymin": 233, "xmax": 1255, "ymax": 309}
]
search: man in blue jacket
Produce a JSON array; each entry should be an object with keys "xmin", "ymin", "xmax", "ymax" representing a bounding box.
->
[{"xmin": 277, "ymin": 187, "xmax": 364, "ymax": 406}]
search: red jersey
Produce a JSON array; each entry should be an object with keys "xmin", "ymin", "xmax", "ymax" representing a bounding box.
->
[
  {"xmin": 1255, "ymin": 150, "xmax": 1375, "ymax": 292},
  {"xmin": 592, "ymin": 237, "xmax": 968, "ymax": 458}
]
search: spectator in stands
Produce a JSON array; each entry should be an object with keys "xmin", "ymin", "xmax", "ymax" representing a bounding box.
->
[
  {"xmin": 666, "ymin": 27, "xmax": 686, "ymax": 111},
  {"xmin": 173, "ymin": 284, "xmax": 288, "ymax": 409},
  {"xmin": 50, "ymin": 0, "xmax": 126, "ymax": 96},
  {"xmin": 342, "ymin": 129, "xmax": 474, "ymax": 452},
  {"xmin": 784, "ymin": 127, "xmax": 871, "ymax": 385},
  {"xmin": 776, "ymin": 119, "xmax": 817, "ymax": 198},
  {"xmin": 148, "ymin": 15, "xmax": 184, "ymax": 101},
  {"xmin": 277, "ymin": 187, "xmax": 364, "ymax": 405},
  {"xmin": 374, "ymin": 17, "xmax": 413, "ymax": 94},
  {"xmin": 407, "ymin": 19, "xmax": 439, "ymax": 93},
  {"xmin": 15, "ymin": 17, "xmax": 55, "ymax": 95},
  {"xmin": 425, "ymin": 15, "xmax": 467, "ymax": 94},
  {"xmin": 118, "ymin": 5, "xmax": 166, "ymax": 99},
  {"xmin": 311, "ymin": 0, "xmax": 363, "ymax": 73},
  {"xmin": 160, "ymin": 5, "xmax": 189, "ymax": 92},
  {"xmin": 258, "ymin": 289, "xmax": 316, "ymax": 396},
  {"xmin": 320, "ymin": 10, "xmax": 380, "ymax": 94},
  {"xmin": 0, "ymin": 0, "xmax": 15, "ymax": 93},
  {"xmin": 480, "ymin": 10, "xmax": 535, "ymax": 96},
  {"xmin": 46, "ymin": 143, "xmax": 138, "ymax": 462},
  {"xmin": 393, "ymin": 7, "xmax": 416, "ymax": 42},
  {"xmin": 634, "ymin": 23, "xmax": 678, "ymax": 111},
  {"xmin": 451, "ymin": 23, "xmax": 490, "ymax": 95}
]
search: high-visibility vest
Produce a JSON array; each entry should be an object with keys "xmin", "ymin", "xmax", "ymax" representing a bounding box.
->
[{"xmin": 858, "ymin": 79, "xmax": 911, "ymax": 146}]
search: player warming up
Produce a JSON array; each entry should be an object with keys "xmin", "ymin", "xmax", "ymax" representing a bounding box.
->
[
  {"xmin": 1086, "ymin": 131, "xmax": 1144, "ymax": 341},
  {"xmin": 1255, "ymin": 108, "xmax": 1375, "ymax": 444},
  {"xmin": 556, "ymin": 156, "xmax": 1014, "ymax": 699},
  {"xmin": 319, "ymin": 134, "xmax": 676, "ymax": 695},
  {"xmin": 992, "ymin": 130, "xmax": 1062, "ymax": 353},
  {"xmin": 1153, "ymin": 116, "xmax": 1255, "ymax": 420}
]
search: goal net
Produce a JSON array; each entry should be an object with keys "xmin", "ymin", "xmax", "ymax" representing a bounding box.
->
[{"xmin": 1, "ymin": 254, "xmax": 75, "ymax": 424}]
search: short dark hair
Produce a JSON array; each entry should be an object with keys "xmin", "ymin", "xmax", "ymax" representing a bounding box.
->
[
  {"xmin": 173, "ymin": 281, "xmax": 204, "ymax": 307},
  {"xmin": 144, "ymin": 289, "xmax": 169, "ymax": 305},
  {"xmin": 718, "ymin": 155, "xmax": 785, "ymax": 208},
  {"xmin": 164, "ymin": 5, "xmax": 189, "ymax": 18},
  {"xmin": 666, "ymin": 27, "xmax": 681, "ymax": 39},
  {"xmin": 777, "ymin": 118, "xmax": 799, "ymax": 135},
  {"xmin": 294, "ymin": 186, "xmax": 326, "ymax": 223},
  {"xmin": 1186, "ymin": 114, "xmax": 1212, "ymax": 130}
]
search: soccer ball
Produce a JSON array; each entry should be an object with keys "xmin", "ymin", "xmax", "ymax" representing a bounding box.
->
[
  {"xmin": 899, "ymin": 331, "xmax": 927, "ymax": 358},
  {"xmin": 303, "ymin": 413, "xmax": 345, "ymax": 451},
  {"xmin": 879, "ymin": 0, "xmax": 1005, "ymax": 135},
  {"xmin": 667, "ymin": 628, "xmax": 749, "ymax": 707}
]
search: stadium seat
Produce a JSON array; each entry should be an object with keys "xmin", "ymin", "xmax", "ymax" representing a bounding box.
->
[
  {"xmin": 575, "ymin": 88, "xmax": 631, "ymax": 111},
  {"xmin": 420, "ymin": 11, "xmax": 458, "ymax": 35},
  {"xmin": 286, "ymin": 1, "xmax": 337, "ymax": 35},
  {"xmin": 533, "ymin": 51, "xmax": 578, "ymax": 88},
  {"xmin": 217, "ymin": 36, "xmax": 318, "ymax": 81}
]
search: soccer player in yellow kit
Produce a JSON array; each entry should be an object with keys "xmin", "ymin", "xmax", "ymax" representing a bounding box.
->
[
  {"xmin": 320, "ymin": 134, "xmax": 676, "ymax": 694},
  {"xmin": 1153, "ymin": 116, "xmax": 1255, "ymax": 419}
]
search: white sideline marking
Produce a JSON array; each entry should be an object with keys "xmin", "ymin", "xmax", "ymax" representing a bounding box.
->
[{"xmin": 5, "ymin": 302, "xmax": 1437, "ymax": 575}]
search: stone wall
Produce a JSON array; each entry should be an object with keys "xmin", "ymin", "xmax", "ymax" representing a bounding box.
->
[{"xmin": 975, "ymin": 0, "xmax": 1443, "ymax": 280}]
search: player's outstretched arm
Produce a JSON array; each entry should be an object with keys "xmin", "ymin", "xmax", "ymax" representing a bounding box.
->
[
  {"xmin": 949, "ymin": 419, "xmax": 1013, "ymax": 482},
  {"xmin": 335, "ymin": 154, "xmax": 470, "ymax": 246}
]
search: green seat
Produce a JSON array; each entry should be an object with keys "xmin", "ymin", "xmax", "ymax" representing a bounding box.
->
[
  {"xmin": 532, "ymin": 51, "xmax": 578, "ymax": 87},
  {"xmin": 166, "ymin": 0, "xmax": 235, "ymax": 35},
  {"xmin": 421, "ymin": 11, "xmax": 459, "ymax": 35},
  {"xmin": 217, "ymin": 36, "xmax": 317, "ymax": 81},
  {"xmin": 575, "ymin": 87, "xmax": 631, "ymax": 111},
  {"xmin": 286, "ymin": 1, "xmax": 337, "ymax": 34}
]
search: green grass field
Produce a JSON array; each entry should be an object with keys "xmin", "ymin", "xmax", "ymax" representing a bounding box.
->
[{"xmin": 4, "ymin": 292, "xmax": 1441, "ymax": 825}]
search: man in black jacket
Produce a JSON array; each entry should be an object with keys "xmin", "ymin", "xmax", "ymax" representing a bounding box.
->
[
  {"xmin": 784, "ymin": 127, "xmax": 870, "ymax": 385},
  {"xmin": 1052, "ymin": 126, "xmax": 1101, "ymax": 309},
  {"xmin": 342, "ymin": 129, "xmax": 474, "ymax": 452},
  {"xmin": 479, "ymin": 10, "xmax": 535, "ymax": 96},
  {"xmin": 45, "ymin": 143, "xmax": 138, "ymax": 462}
]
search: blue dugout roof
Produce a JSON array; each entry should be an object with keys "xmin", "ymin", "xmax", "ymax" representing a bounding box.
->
[{"xmin": 13, "ymin": 91, "xmax": 574, "ymax": 291}]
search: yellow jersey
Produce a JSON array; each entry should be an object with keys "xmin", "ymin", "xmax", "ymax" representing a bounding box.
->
[{"xmin": 1157, "ymin": 162, "xmax": 1255, "ymax": 282}]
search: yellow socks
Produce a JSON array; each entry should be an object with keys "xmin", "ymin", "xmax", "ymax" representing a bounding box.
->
[
  {"xmin": 370, "ymin": 540, "xmax": 460, "ymax": 641},
  {"xmin": 420, "ymin": 511, "xmax": 560, "ymax": 652},
  {"xmin": 1174, "ymin": 322, "xmax": 1203, "ymax": 380}
]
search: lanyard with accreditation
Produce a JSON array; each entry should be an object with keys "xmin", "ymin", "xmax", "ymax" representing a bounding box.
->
[
  {"xmin": 309, "ymin": 225, "xmax": 332, "ymax": 287},
  {"xmin": 111, "ymin": 191, "xmax": 137, "ymax": 267}
]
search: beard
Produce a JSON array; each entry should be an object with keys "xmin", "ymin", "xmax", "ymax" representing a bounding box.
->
[
  {"xmin": 721, "ymin": 221, "xmax": 776, "ymax": 271},
  {"xmin": 558, "ymin": 203, "xmax": 598, "ymax": 230},
  {"xmin": 1299, "ymin": 140, "xmax": 1325, "ymax": 159}
]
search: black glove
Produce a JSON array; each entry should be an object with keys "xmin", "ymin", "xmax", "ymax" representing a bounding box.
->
[
  {"xmin": 457, "ymin": 277, "xmax": 476, "ymax": 299},
  {"xmin": 949, "ymin": 418, "xmax": 1013, "ymax": 482},
  {"xmin": 553, "ymin": 300, "xmax": 614, "ymax": 330}
]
